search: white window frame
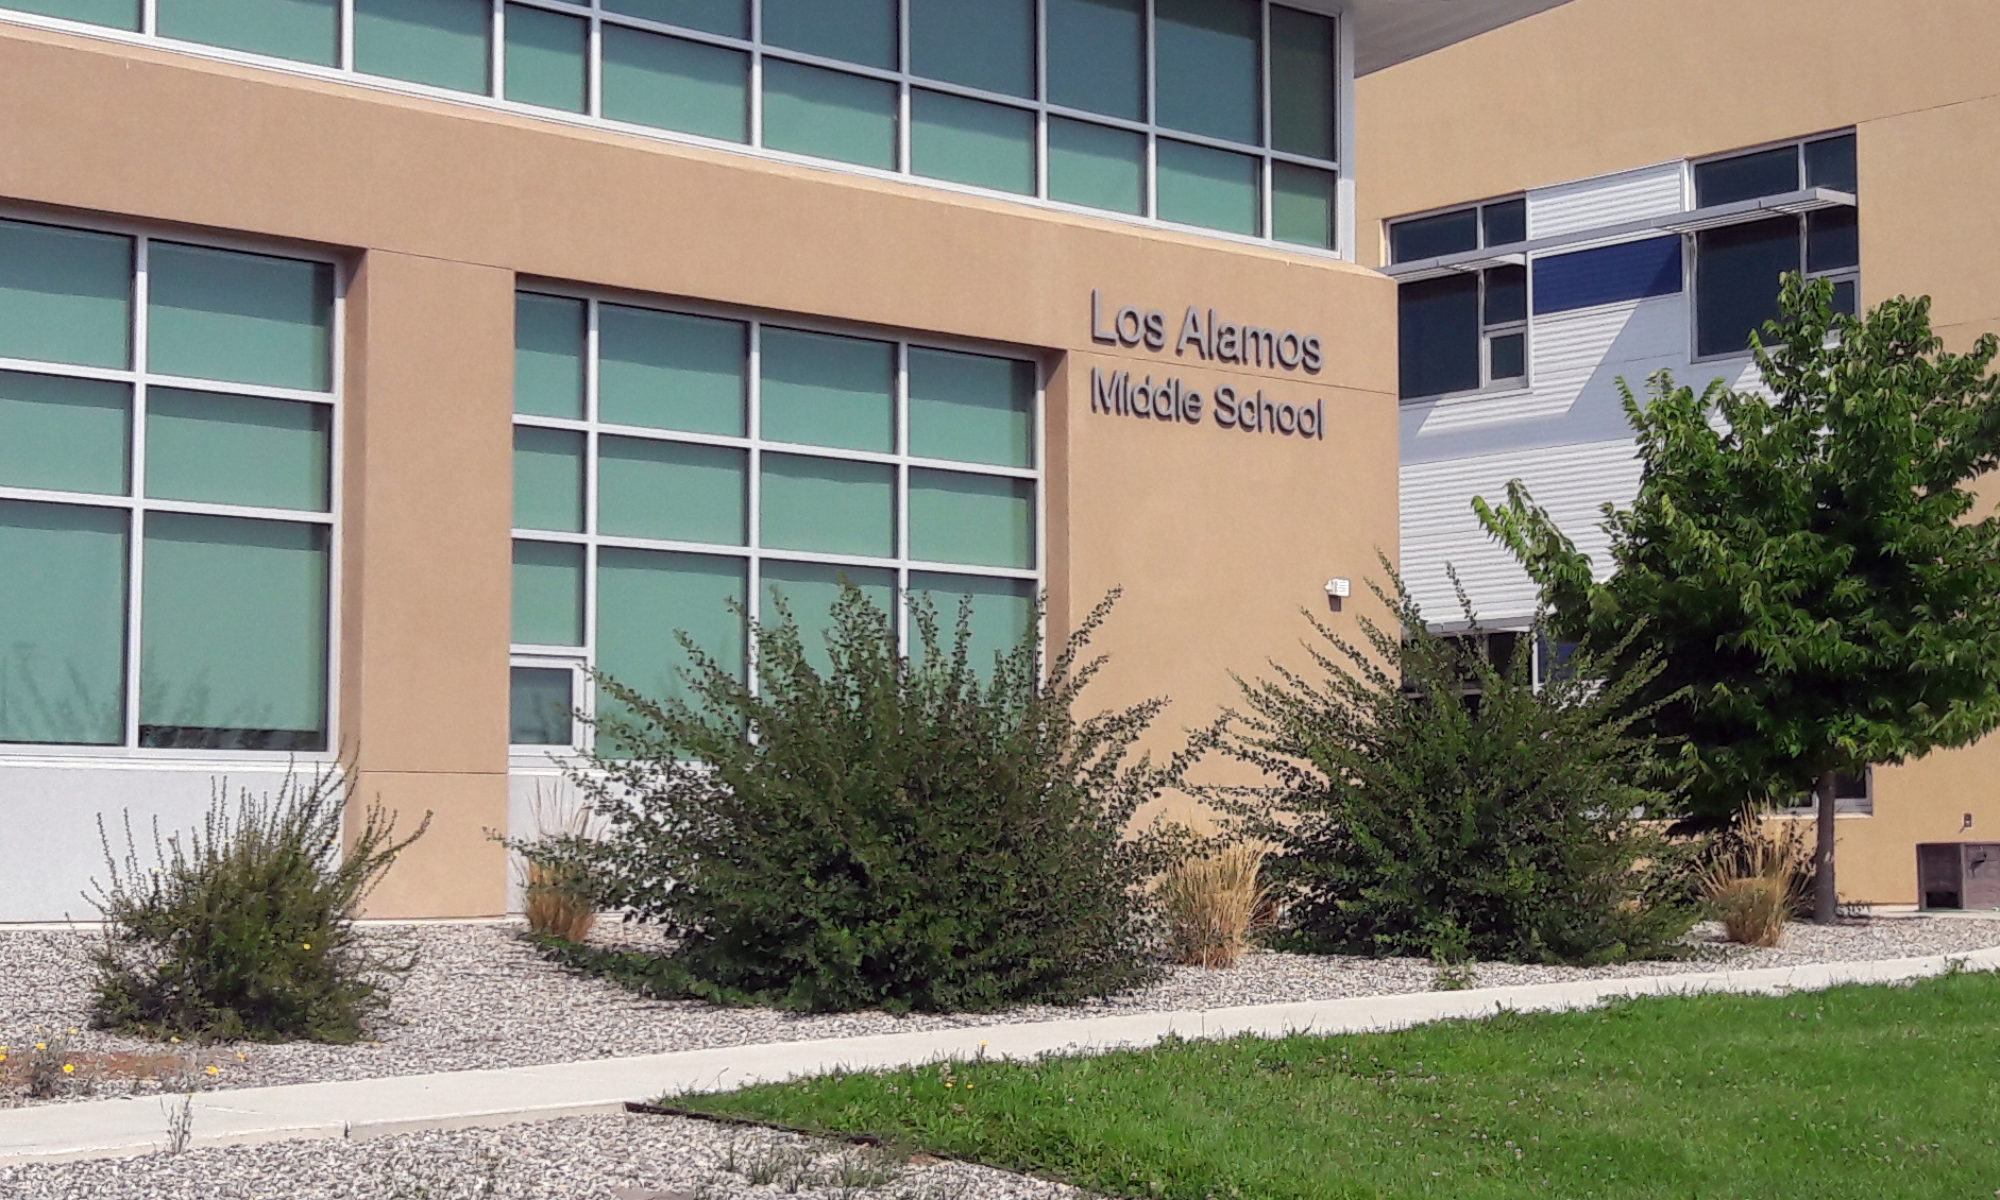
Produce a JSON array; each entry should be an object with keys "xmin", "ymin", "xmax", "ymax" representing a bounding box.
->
[{"xmin": 0, "ymin": 209, "xmax": 344, "ymax": 764}]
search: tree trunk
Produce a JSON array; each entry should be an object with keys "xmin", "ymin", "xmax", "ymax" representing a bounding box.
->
[{"xmin": 1814, "ymin": 769, "xmax": 1840, "ymax": 924}]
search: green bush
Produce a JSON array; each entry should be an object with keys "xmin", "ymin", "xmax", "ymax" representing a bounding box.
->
[
  {"xmin": 90, "ymin": 767, "xmax": 429, "ymax": 1043},
  {"xmin": 1212, "ymin": 567, "xmax": 1696, "ymax": 966},
  {"xmin": 569, "ymin": 585, "xmax": 1188, "ymax": 1013}
]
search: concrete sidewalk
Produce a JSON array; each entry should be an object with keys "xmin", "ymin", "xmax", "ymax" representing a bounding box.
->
[{"xmin": 4, "ymin": 947, "xmax": 1995, "ymax": 1167}]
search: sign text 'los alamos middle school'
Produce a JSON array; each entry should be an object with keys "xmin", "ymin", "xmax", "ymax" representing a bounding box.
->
[{"xmin": 1086, "ymin": 290, "xmax": 1326, "ymax": 441}]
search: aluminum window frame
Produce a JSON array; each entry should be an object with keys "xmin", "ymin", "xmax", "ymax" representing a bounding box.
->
[
  {"xmin": 0, "ymin": 208, "xmax": 345, "ymax": 764},
  {"xmin": 1387, "ymin": 194, "xmax": 1533, "ymax": 403}
]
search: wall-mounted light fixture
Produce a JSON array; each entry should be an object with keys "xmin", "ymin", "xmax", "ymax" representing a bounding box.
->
[{"xmin": 1326, "ymin": 577, "xmax": 1351, "ymax": 613}]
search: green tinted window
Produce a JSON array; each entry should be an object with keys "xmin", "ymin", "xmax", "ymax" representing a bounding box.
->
[
  {"xmin": 596, "ymin": 548, "xmax": 745, "ymax": 742},
  {"xmin": 513, "ymin": 426, "xmax": 586, "ymax": 532},
  {"xmin": 759, "ymin": 327, "xmax": 894, "ymax": 452},
  {"xmin": 763, "ymin": 0, "xmax": 895, "ymax": 68},
  {"xmin": 0, "ymin": 219, "xmax": 132, "ymax": 370},
  {"xmin": 157, "ymin": 0, "xmax": 337, "ymax": 65},
  {"xmin": 146, "ymin": 388, "xmax": 331, "ymax": 513},
  {"xmin": 908, "ymin": 349, "xmax": 1034, "ymax": 468},
  {"xmin": 1270, "ymin": 6, "xmax": 1335, "ymax": 160},
  {"xmin": 910, "ymin": 0, "xmax": 1033, "ymax": 98},
  {"xmin": 603, "ymin": 26, "xmax": 749, "ymax": 143},
  {"xmin": 1273, "ymin": 162, "xmax": 1336, "ymax": 250},
  {"xmin": 1158, "ymin": 140, "xmax": 1260, "ymax": 235},
  {"xmin": 515, "ymin": 293, "xmax": 586, "ymax": 419},
  {"xmin": 909, "ymin": 572, "xmax": 1035, "ymax": 678},
  {"xmin": 1047, "ymin": 0, "xmax": 1143, "ymax": 121},
  {"xmin": 762, "ymin": 61, "xmax": 897, "ymax": 170},
  {"xmin": 512, "ymin": 539, "xmax": 585, "ymax": 646},
  {"xmin": 147, "ymin": 243, "xmax": 334, "ymax": 392},
  {"xmin": 1155, "ymin": 0, "xmax": 1259, "ymax": 144},
  {"xmin": 911, "ymin": 91, "xmax": 1034, "ymax": 196},
  {"xmin": 604, "ymin": 0, "xmax": 746, "ymax": 38},
  {"xmin": 599, "ymin": 304, "xmax": 745, "ymax": 435},
  {"xmin": 139, "ymin": 514, "xmax": 328, "ymax": 750},
  {"xmin": 8, "ymin": 0, "xmax": 138, "ymax": 30},
  {"xmin": 355, "ymin": 0, "xmax": 492, "ymax": 95},
  {"xmin": 0, "ymin": 500, "xmax": 127, "ymax": 746},
  {"xmin": 762, "ymin": 559, "xmax": 895, "ymax": 673},
  {"xmin": 1047, "ymin": 118, "xmax": 1145, "ymax": 216},
  {"xmin": 599, "ymin": 436, "xmax": 747, "ymax": 545},
  {"xmin": 910, "ymin": 469, "xmax": 1034, "ymax": 569},
  {"xmin": 509, "ymin": 666, "xmax": 574, "ymax": 746},
  {"xmin": 504, "ymin": 3, "xmax": 588, "ymax": 113},
  {"xmin": 761, "ymin": 454, "xmax": 894, "ymax": 558},
  {"xmin": 0, "ymin": 371, "xmax": 129, "ymax": 497}
]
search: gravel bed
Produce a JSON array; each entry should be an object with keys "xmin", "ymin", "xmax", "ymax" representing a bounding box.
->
[
  {"xmin": 5, "ymin": 915, "xmax": 1998, "ymax": 1107},
  {"xmin": 0, "ymin": 1110, "xmax": 1093, "ymax": 1200}
]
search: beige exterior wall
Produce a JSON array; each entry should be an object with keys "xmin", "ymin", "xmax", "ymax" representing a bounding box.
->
[
  {"xmin": 0, "ymin": 23, "xmax": 1397, "ymax": 915},
  {"xmin": 1359, "ymin": 0, "xmax": 2000, "ymax": 904}
]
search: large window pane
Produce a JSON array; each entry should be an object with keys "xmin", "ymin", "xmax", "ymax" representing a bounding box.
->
[
  {"xmin": 908, "ymin": 349, "xmax": 1034, "ymax": 468},
  {"xmin": 911, "ymin": 91, "xmax": 1034, "ymax": 196},
  {"xmin": 909, "ymin": 572, "xmax": 1034, "ymax": 678},
  {"xmin": 0, "ymin": 219, "xmax": 132, "ymax": 370},
  {"xmin": 1389, "ymin": 209, "xmax": 1477, "ymax": 263},
  {"xmin": 1270, "ymin": 5, "xmax": 1335, "ymax": 160},
  {"xmin": 1157, "ymin": 140, "xmax": 1260, "ymax": 236},
  {"xmin": 1482, "ymin": 199, "xmax": 1527, "ymax": 246},
  {"xmin": 157, "ymin": 0, "xmax": 336, "ymax": 65},
  {"xmin": 761, "ymin": 560, "xmax": 895, "ymax": 673},
  {"xmin": 516, "ymin": 293, "xmax": 586, "ymax": 419},
  {"xmin": 513, "ymin": 426, "xmax": 586, "ymax": 532},
  {"xmin": 910, "ymin": 0, "xmax": 1033, "ymax": 98},
  {"xmin": 1155, "ymin": 0, "xmax": 1260, "ymax": 145},
  {"xmin": 504, "ymin": 3, "xmax": 588, "ymax": 114},
  {"xmin": 0, "ymin": 500, "xmax": 127, "ymax": 746},
  {"xmin": 599, "ymin": 436, "xmax": 747, "ymax": 545},
  {"xmin": 763, "ymin": 0, "xmax": 895, "ymax": 69},
  {"xmin": 1696, "ymin": 217, "xmax": 1800, "ymax": 358},
  {"xmin": 759, "ymin": 327, "xmax": 894, "ymax": 452},
  {"xmin": 8, "ymin": 0, "xmax": 139, "ymax": 30},
  {"xmin": 760, "ymin": 454, "xmax": 894, "ymax": 558},
  {"xmin": 0, "ymin": 371, "xmax": 129, "ymax": 497},
  {"xmin": 355, "ymin": 0, "xmax": 492, "ymax": 95},
  {"xmin": 603, "ymin": 26, "xmax": 749, "ymax": 143},
  {"xmin": 512, "ymin": 539, "xmax": 585, "ymax": 646},
  {"xmin": 139, "ymin": 513, "xmax": 328, "ymax": 751},
  {"xmin": 146, "ymin": 388, "xmax": 331, "ymax": 513},
  {"xmin": 604, "ymin": 0, "xmax": 747, "ymax": 39},
  {"xmin": 148, "ymin": 243, "xmax": 334, "ymax": 392},
  {"xmin": 600, "ymin": 305, "xmax": 745, "ymax": 435},
  {"xmin": 1047, "ymin": 0, "xmax": 1143, "ymax": 121},
  {"xmin": 910, "ymin": 470, "xmax": 1034, "ymax": 569},
  {"xmin": 761, "ymin": 61, "xmax": 897, "ymax": 170},
  {"xmin": 509, "ymin": 666, "xmax": 574, "ymax": 746},
  {"xmin": 1805, "ymin": 134, "xmax": 1858, "ymax": 193},
  {"xmin": 1807, "ymin": 207, "xmax": 1859, "ymax": 273},
  {"xmin": 1696, "ymin": 146, "xmax": 1799, "ymax": 207},
  {"xmin": 596, "ymin": 548, "xmax": 745, "ymax": 740},
  {"xmin": 1272, "ymin": 162, "xmax": 1336, "ymax": 250},
  {"xmin": 1048, "ymin": 118, "xmax": 1144, "ymax": 216},
  {"xmin": 1399, "ymin": 275, "xmax": 1478, "ymax": 398}
]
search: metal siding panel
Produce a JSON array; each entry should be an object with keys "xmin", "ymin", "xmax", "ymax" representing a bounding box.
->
[{"xmin": 1527, "ymin": 162, "xmax": 1685, "ymax": 239}]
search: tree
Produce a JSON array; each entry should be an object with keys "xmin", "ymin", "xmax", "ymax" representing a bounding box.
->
[{"xmin": 1476, "ymin": 276, "xmax": 2000, "ymax": 921}]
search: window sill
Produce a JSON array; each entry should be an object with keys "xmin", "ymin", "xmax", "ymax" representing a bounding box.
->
[{"xmin": 1400, "ymin": 382, "xmax": 1535, "ymax": 405}]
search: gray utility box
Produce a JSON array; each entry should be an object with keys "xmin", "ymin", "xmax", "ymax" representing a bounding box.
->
[{"xmin": 1916, "ymin": 842, "xmax": 2000, "ymax": 910}]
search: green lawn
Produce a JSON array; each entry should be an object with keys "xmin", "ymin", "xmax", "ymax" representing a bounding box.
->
[{"xmin": 674, "ymin": 971, "xmax": 2000, "ymax": 1199}]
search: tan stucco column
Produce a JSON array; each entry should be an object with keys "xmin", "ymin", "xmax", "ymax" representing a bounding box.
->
[{"xmin": 340, "ymin": 250, "xmax": 515, "ymax": 917}]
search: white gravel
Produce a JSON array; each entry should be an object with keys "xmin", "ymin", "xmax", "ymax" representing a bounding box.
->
[
  {"xmin": 0, "ymin": 1111, "xmax": 1094, "ymax": 1199},
  {"xmin": 5, "ymin": 914, "xmax": 1998, "ymax": 1107}
]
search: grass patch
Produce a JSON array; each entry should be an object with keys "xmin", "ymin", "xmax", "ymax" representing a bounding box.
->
[{"xmin": 675, "ymin": 971, "xmax": 2000, "ymax": 1199}]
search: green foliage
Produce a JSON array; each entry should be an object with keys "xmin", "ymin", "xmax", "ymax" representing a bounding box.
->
[
  {"xmin": 90, "ymin": 767, "xmax": 429, "ymax": 1043},
  {"xmin": 1477, "ymin": 277, "xmax": 2000, "ymax": 823},
  {"xmin": 567, "ymin": 584, "xmax": 1189, "ymax": 1013},
  {"xmin": 1210, "ymin": 564, "xmax": 1695, "ymax": 965}
]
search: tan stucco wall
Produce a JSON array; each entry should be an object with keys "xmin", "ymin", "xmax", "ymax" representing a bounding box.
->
[
  {"xmin": 0, "ymin": 23, "xmax": 1397, "ymax": 914},
  {"xmin": 1358, "ymin": 0, "xmax": 2000, "ymax": 904}
]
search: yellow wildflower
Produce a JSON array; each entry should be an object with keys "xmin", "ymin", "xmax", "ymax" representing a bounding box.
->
[
  {"xmin": 170, "ymin": 1036, "xmax": 181, "ymax": 1044},
  {"xmin": 62, "ymin": 1064, "xmax": 75, "ymax": 1074},
  {"xmin": 34, "ymin": 1043, "xmax": 46, "ymax": 1051},
  {"xmin": 206, "ymin": 1066, "xmax": 220, "ymax": 1076},
  {"xmin": 302, "ymin": 943, "xmax": 312, "ymax": 950}
]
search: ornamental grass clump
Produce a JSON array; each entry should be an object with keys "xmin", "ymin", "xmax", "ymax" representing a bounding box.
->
[
  {"xmin": 90, "ymin": 766, "xmax": 428, "ymax": 1043},
  {"xmin": 567, "ymin": 584, "xmax": 1190, "ymax": 1013},
  {"xmin": 1157, "ymin": 844, "xmax": 1269, "ymax": 968},
  {"xmin": 1702, "ymin": 809, "xmax": 1810, "ymax": 947}
]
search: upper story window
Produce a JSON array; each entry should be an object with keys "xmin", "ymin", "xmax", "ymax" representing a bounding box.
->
[
  {"xmin": 1693, "ymin": 131, "xmax": 1858, "ymax": 359},
  {"xmin": 1389, "ymin": 197, "xmax": 1526, "ymax": 400},
  {"xmin": 5, "ymin": 0, "xmax": 1348, "ymax": 252},
  {"xmin": 0, "ymin": 215, "xmax": 339, "ymax": 754}
]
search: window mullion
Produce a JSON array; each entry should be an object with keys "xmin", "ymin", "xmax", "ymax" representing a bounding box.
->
[{"xmin": 123, "ymin": 237, "xmax": 152, "ymax": 749}]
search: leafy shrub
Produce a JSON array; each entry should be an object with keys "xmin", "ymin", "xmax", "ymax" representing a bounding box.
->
[
  {"xmin": 568, "ymin": 585, "xmax": 1188, "ymax": 1013},
  {"xmin": 1212, "ymin": 567, "xmax": 1697, "ymax": 966},
  {"xmin": 90, "ymin": 766, "xmax": 428, "ymax": 1043},
  {"xmin": 1157, "ymin": 844, "xmax": 1269, "ymax": 968}
]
